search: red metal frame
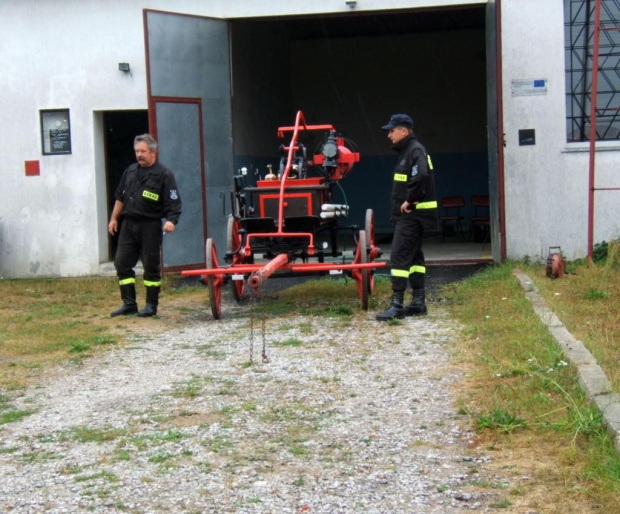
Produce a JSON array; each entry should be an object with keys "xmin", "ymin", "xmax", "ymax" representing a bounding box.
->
[
  {"xmin": 242, "ymin": 110, "xmax": 341, "ymax": 257},
  {"xmin": 181, "ymin": 110, "xmax": 386, "ymax": 308},
  {"xmin": 259, "ymin": 192, "xmax": 314, "ymax": 217},
  {"xmin": 587, "ymin": 0, "xmax": 620, "ymax": 263},
  {"xmin": 588, "ymin": 0, "xmax": 602, "ymax": 264},
  {"xmin": 182, "ymin": 261, "xmax": 384, "ymax": 278}
]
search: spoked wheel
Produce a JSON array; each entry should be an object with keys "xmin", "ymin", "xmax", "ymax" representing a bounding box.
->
[
  {"xmin": 227, "ymin": 215, "xmax": 246, "ymax": 301},
  {"xmin": 364, "ymin": 209, "xmax": 376, "ymax": 294},
  {"xmin": 205, "ymin": 238, "xmax": 224, "ymax": 320},
  {"xmin": 353, "ymin": 229, "xmax": 369, "ymax": 311}
]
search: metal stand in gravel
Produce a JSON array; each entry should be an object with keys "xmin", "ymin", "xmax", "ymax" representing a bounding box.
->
[{"xmin": 249, "ymin": 290, "xmax": 269, "ymax": 364}]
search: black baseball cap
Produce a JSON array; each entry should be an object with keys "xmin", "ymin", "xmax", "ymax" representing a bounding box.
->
[{"xmin": 381, "ymin": 114, "xmax": 414, "ymax": 130}]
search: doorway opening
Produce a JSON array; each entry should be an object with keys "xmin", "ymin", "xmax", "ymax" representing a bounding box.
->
[
  {"xmin": 229, "ymin": 6, "xmax": 491, "ymax": 263},
  {"xmin": 103, "ymin": 110, "xmax": 149, "ymax": 260}
]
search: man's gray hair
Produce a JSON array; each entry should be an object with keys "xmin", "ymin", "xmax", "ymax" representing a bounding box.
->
[{"xmin": 134, "ymin": 134, "xmax": 158, "ymax": 152}]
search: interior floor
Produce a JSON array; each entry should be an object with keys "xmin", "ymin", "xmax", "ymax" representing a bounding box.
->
[{"xmin": 419, "ymin": 237, "xmax": 492, "ymax": 263}]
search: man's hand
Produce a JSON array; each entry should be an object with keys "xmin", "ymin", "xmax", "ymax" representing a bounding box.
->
[
  {"xmin": 163, "ymin": 221, "xmax": 176, "ymax": 233},
  {"xmin": 400, "ymin": 200, "xmax": 413, "ymax": 214},
  {"xmin": 108, "ymin": 219, "xmax": 118, "ymax": 236}
]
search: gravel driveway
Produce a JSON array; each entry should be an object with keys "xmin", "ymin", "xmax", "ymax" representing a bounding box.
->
[{"xmin": 0, "ymin": 300, "xmax": 512, "ymax": 513}]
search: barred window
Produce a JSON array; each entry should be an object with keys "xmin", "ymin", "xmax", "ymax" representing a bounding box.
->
[{"xmin": 565, "ymin": 0, "xmax": 620, "ymax": 142}]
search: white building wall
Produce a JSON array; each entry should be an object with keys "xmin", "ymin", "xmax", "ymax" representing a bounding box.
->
[
  {"xmin": 1, "ymin": 0, "xmax": 617, "ymax": 277},
  {"xmin": 501, "ymin": 0, "xmax": 620, "ymax": 261},
  {"xmin": 0, "ymin": 0, "xmax": 484, "ymax": 278}
]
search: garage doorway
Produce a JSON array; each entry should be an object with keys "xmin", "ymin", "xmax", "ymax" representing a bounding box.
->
[
  {"xmin": 144, "ymin": 4, "xmax": 500, "ymax": 267},
  {"xmin": 229, "ymin": 6, "xmax": 492, "ymax": 262}
]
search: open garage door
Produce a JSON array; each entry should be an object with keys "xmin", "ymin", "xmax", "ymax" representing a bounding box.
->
[
  {"xmin": 144, "ymin": 10, "xmax": 234, "ymax": 270},
  {"xmin": 486, "ymin": 0, "xmax": 506, "ymax": 262}
]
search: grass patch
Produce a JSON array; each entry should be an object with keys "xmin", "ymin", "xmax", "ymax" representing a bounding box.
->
[
  {"xmin": 66, "ymin": 425, "xmax": 128, "ymax": 443},
  {"xmin": 274, "ymin": 338, "xmax": 303, "ymax": 348},
  {"xmin": 253, "ymin": 276, "xmax": 386, "ymax": 317},
  {"xmin": 74, "ymin": 470, "xmax": 119, "ymax": 483},
  {"xmin": 524, "ymin": 244, "xmax": 620, "ymax": 394},
  {"xmin": 0, "ymin": 277, "xmax": 124, "ymax": 389},
  {"xmin": 445, "ymin": 259, "xmax": 620, "ymax": 511},
  {"xmin": 0, "ymin": 409, "xmax": 35, "ymax": 425},
  {"xmin": 0, "ymin": 274, "xmax": 208, "ymax": 390}
]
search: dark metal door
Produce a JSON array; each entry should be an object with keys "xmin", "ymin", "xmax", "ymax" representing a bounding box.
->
[
  {"xmin": 144, "ymin": 10, "xmax": 233, "ymax": 270},
  {"xmin": 486, "ymin": 0, "xmax": 506, "ymax": 262}
]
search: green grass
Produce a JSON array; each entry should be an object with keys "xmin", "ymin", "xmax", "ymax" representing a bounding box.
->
[
  {"xmin": 0, "ymin": 277, "xmax": 122, "ymax": 389},
  {"xmin": 0, "ymin": 409, "xmax": 35, "ymax": 425},
  {"xmin": 444, "ymin": 259, "xmax": 620, "ymax": 511},
  {"xmin": 65, "ymin": 425, "xmax": 128, "ymax": 444}
]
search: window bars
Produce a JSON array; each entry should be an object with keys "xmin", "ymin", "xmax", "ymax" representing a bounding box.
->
[{"xmin": 565, "ymin": 0, "xmax": 620, "ymax": 142}]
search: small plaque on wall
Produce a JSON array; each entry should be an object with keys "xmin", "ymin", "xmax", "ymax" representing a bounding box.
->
[
  {"xmin": 512, "ymin": 79, "xmax": 547, "ymax": 96},
  {"xmin": 40, "ymin": 109, "xmax": 72, "ymax": 155},
  {"xmin": 519, "ymin": 129, "xmax": 536, "ymax": 146}
]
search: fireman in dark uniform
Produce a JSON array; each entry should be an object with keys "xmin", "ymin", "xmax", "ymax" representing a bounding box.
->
[
  {"xmin": 376, "ymin": 114, "xmax": 438, "ymax": 321},
  {"xmin": 108, "ymin": 134, "xmax": 182, "ymax": 317}
]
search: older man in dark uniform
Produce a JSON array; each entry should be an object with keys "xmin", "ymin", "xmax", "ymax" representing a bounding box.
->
[{"xmin": 108, "ymin": 134, "xmax": 182, "ymax": 317}]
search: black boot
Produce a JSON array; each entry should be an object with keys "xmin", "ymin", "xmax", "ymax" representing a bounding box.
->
[
  {"xmin": 404, "ymin": 289, "xmax": 428, "ymax": 316},
  {"xmin": 138, "ymin": 286, "xmax": 160, "ymax": 317},
  {"xmin": 376, "ymin": 291, "xmax": 405, "ymax": 321},
  {"xmin": 110, "ymin": 283, "xmax": 138, "ymax": 317}
]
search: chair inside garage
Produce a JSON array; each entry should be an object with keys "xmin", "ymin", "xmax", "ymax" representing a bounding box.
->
[
  {"xmin": 439, "ymin": 196, "xmax": 466, "ymax": 242},
  {"xmin": 469, "ymin": 195, "xmax": 490, "ymax": 243}
]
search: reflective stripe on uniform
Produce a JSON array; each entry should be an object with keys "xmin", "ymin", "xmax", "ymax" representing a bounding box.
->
[
  {"xmin": 394, "ymin": 173, "xmax": 408, "ymax": 182},
  {"xmin": 119, "ymin": 278, "xmax": 136, "ymax": 286},
  {"xmin": 144, "ymin": 280, "xmax": 162, "ymax": 287},
  {"xmin": 427, "ymin": 154, "xmax": 434, "ymax": 170},
  {"xmin": 391, "ymin": 269, "xmax": 410, "ymax": 278},
  {"xmin": 415, "ymin": 201, "xmax": 438, "ymax": 210},
  {"xmin": 409, "ymin": 265, "xmax": 426, "ymax": 274}
]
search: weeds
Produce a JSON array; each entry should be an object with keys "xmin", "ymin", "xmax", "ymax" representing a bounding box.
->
[
  {"xmin": 475, "ymin": 409, "xmax": 526, "ymax": 433},
  {"xmin": 445, "ymin": 259, "xmax": 620, "ymax": 511},
  {"xmin": 1, "ymin": 409, "xmax": 35, "ymax": 425}
]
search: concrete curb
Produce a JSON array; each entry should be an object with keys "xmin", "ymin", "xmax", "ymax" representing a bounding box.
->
[{"xmin": 513, "ymin": 269, "xmax": 620, "ymax": 453}]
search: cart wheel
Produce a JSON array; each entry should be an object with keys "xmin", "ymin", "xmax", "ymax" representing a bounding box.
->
[
  {"xmin": 364, "ymin": 209, "xmax": 376, "ymax": 294},
  {"xmin": 206, "ymin": 238, "xmax": 223, "ymax": 320},
  {"xmin": 356, "ymin": 230, "xmax": 369, "ymax": 310},
  {"xmin": 227, "ymin": 215, "xmax": 246, "ymax": 301}
]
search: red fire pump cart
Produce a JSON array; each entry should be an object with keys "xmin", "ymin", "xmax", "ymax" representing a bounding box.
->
[{"xmin": 182, "ymin": 110, "xmax": 386, "ymax": 319}]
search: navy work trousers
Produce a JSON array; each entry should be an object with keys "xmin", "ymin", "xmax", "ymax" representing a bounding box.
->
[{"xmin": 390, "ymin": 215, "xmax": 425, "ymax": 293}]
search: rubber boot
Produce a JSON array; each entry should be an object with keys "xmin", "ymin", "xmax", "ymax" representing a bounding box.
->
[
  {"xmin": 376, "ymin": 291, "xmax": 405, "ymax": 321},
  {"xmin": 110, "ymin": 283, "xmax": 138, "ymax": 317},
  {"xmin": 404, "ymin": 289, "xmax": 428, "ymax": 316},
  {"xmin": 138, "ymin": 286, "xmax": 160, "ymax": 317}
]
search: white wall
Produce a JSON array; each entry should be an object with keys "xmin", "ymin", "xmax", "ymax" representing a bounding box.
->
[
  {"xmin": 501, "ymin": 0, "xmax": 620, "ymax": 261},
  {"xmin": 0, "ymin": 0, "xmax": 484, "ymax": 278},
  {"xmin": 0, "ymin": 1, "xmax": 149, "ymax": 277},
  {"xmin": 2, "ymin": 0, "xmax": 617, "ymax": 276}
]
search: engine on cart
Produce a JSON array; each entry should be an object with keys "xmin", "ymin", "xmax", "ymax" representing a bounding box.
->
[
  {"xmin": 231, "ymin": 126, "xmax": 361, "ymax": 262},
  {"xmin": 182, "ymin": 111, "xmax": 384, "ymax": 320}
]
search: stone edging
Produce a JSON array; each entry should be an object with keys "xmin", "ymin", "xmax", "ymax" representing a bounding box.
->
[{"xmin": 513, "ymin": 269, "xmax": 620, "ymax": 454}]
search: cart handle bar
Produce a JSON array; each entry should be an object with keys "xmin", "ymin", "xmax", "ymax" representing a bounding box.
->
[
  {"xmin": 181, "ymin": 261, "xmax": 387, "ymax": 277},
  {"xmin": 275, "ymin": 111, "xmax": 335, "ymax": 233}
]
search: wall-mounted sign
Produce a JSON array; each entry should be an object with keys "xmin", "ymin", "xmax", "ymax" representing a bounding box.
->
[
  {"xmin": 519, "ymin": 129, "xmax": 536, "ymax": 146},
  {"xmin": 40, "ymin": 109, "xmax": 72, "ymax": 155},
  {"xmin": 512, "ymin": 79, "xmax": 547, "ymax": 97}
]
